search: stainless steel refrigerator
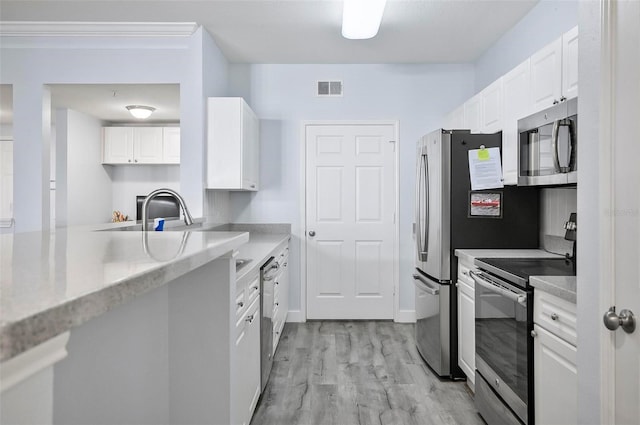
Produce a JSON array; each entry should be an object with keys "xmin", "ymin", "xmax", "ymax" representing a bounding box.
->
[{"xmin": 413, "ymin": 129, "xmax": 539, "ymax": 379}]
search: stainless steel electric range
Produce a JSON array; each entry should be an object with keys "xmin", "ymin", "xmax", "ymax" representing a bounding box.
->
[{"xmin": 471, "ymin": 257, "xmax": 575, "ymax": 425}]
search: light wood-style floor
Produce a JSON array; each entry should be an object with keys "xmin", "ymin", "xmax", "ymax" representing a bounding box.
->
[{"xmin": 251, "ymin": 321, "xmax": 484, "ymax": 425}]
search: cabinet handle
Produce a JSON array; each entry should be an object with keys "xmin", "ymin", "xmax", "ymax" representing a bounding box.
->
[
  {"xmin": 237, "ymin": 301, "xmax": 244, "ymax": 308},
  {"xmin": 250, "ymin": 184, "xmax": 256, "ymax": 188},
  {"xmin": 245, "ymin": 314, "xmax": 254, "ymax": 323},
  {"xmin": 128, "ymin": 159, "xmax": 132, "ymax": 163},
  {"xmin": 553, "ymin": 99, "xmax": 559, "ymax": 105},
  {"xmin": 550, "ymin": 312, "xmax": 559, "ymax": 321},
  {"xmin": 275, "ymin": 302, "xmax": 279, "ymax": 306},
  {"xmin": 252, "ymin": 286, "xmax": 259, "ymax": 291},
  {"xmin": 134, "ymin": 159, "xmax": 138, "ymax": 163},
  {"xmin": 560, "ymin": 96, "xmax": 567, "ymax": 102}
]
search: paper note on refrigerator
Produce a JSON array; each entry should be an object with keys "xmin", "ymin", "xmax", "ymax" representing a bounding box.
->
[{"xmin": 468, "ymin": 147, "xmax": 504, "ymax": 190}]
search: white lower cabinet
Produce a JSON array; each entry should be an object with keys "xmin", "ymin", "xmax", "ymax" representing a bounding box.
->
[
  {"xmin": 533, "ymin": 290, "xmax": 577, "ymax": 425},
  {"xmin": 456, "ymin": 256, "xmax": 476, "ymax": 389},
  {"xmin": 233, "ymin": 269, "xmax": 261, "ymax": 425},
  {"xmin": 272, "ymin": 244, "xmax": 289, "ymax": 352}
]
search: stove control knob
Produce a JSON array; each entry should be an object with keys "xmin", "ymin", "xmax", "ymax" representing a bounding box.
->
[{"xmin": 531, "ymin": 330, "xmax": 538, "ymax": 338}]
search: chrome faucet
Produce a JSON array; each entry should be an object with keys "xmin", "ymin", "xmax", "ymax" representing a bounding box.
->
[{"xmin": 141, "ymin": 188, "xmax": 194, "ymax": 231}]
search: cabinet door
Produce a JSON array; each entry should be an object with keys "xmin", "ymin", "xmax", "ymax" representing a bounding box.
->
[
  {"xmin": 530, "ymin": 37, "xmax": 562, "ymax": 112},
  {"xmin": 234, "ymin": 299, "xmax": 261, "ymax": 425},
  {"xmin": 480, "ymin": 78, "xmax": 503, "ymax": 134},
  {"xmin": 133, "ymin": 127, "xmax": 164, "ymax": 164},
  {"xmin": 241, "ymin": 103, "xmax": 259, "ymax": 191},
  {"xmin": 464, "ymin": 94, "xmax": 482, "ymax": 133},
  {"xmin": 457, "ymin": 278, "xmax": 475, "ymax": 387},
  {"xmin": 162, "ymin": 127, "xmax": 181, "ymax": 164},
  {"xmin": 562, "ymin": 26, "xmax": 579, "ymax": 100},
  {"xmin": 534, "ymin": 324, "xmax": 577, "ymax": 425},
  {"xmin": 502, "ymin": 59, "xmax": 531, "ymax": 185},
  {"xmin": 103, "ymin": 127, "xmax": 134, "ymax": 164},
  {"xmin": 207, "ymin": 97, "xmax": 243, "ymax": 189}
]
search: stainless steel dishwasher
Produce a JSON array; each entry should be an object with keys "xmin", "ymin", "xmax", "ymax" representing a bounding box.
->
[{"xmin": 260, "ymin": 256, "xmax": 278, "ymax": 391}]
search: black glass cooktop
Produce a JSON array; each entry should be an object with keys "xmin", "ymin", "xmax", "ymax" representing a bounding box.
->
[{"xmin": 475, "ymin": 257, "xmax": 575, "ymax": 287}]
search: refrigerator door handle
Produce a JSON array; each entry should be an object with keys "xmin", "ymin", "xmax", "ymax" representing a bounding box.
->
[
  {"xmin": 412, "ymin": 273, "xmax": 440, "ymax": 295},
  {"xmin": 415, "ymin": 152, "xmax": 429, "ymax": 262}
]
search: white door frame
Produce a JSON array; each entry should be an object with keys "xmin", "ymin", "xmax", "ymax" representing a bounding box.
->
[{"xmin": 298, "ymin": 120, "xmax": 400, "ymax": 322}]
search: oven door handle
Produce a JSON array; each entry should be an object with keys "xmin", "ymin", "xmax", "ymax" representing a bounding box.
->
[
  {"xmin": 412, "ymin": 273, "xmax": 439, "ymax": 295},
  {"xmin": 469, "ymin": 271, "xmax": 527, "ymax": 305}
]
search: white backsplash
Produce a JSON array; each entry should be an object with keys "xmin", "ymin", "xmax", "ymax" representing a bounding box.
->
[{"xmin": 540, "ymin": 187, "xmax": 577, "ymax": 237}]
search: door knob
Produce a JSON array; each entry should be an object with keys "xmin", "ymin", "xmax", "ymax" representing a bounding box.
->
[
  {"xmin": 603, "ymin": 306, "xmax": 636, "ymax": 333},
  {"xmin": 308, "ymin": 230, "xmax": 316, "ymax": 237}
]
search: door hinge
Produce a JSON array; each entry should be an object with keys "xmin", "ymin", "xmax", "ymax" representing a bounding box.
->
[{"xmin": 389, "ymin": 140, "xmax": 396, "ymax": 152}]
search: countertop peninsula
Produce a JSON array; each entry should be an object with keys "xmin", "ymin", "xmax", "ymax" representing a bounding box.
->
[{"xmin": 0, "ymin": 226, "xmax": 249, "ymax": 361}]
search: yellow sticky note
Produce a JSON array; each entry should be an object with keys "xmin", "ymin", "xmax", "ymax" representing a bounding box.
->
[{"xmin": 477, "ymin": 149, "xmax": 490, "ymax": 160}]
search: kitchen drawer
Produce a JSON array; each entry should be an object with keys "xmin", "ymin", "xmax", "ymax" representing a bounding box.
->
[
  {"xmin": 246, "ymin": 275, "xmax": 260, "ymax": 305},
  {"xmin": 235, "ymin": 289, "xmax": 247, "ymax": 322},
  {"xmin": 236, "ymin": 296, "xmax": 260, "ymax": 339},
  {"xmin": 534, "ymin": 289, "xmax": 577, "ymax": 346}
]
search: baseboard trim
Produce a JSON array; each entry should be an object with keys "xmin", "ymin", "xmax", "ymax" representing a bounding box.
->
[
  {"xmin": 395, "ymin": 309, "xmax": 416, "ymax": 323},
  {"xmin": 285, "ymin": 310, "xmax": 306, "ymax": 323}
]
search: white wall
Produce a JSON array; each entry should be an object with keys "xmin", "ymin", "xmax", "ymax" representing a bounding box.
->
[
  {"xmin": 577, "ymin": 1, "xmax": 602, "ymax": 422},
  {"xmin": 111, "ymin": 165, "xmax": 180, "ymax": 221},
  {"xmin": 228, "ymin": 63, "xmax": 476, "ymax": 313},
  {"xmin": 55, "ymin": 109, "xmax": 112, "ymax": 226},
  {"xmin": 0, "ymin": 27, "xmax": 228, "ymax": 231},
  {"xmin": 474, "ymin": 0, "xmax": 579, "ymax": 92}
]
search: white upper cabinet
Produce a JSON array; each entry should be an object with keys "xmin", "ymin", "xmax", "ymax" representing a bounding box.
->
[
  {"xmin": 562, "ymin": 26, "xmax": 579, "ymax": 100},
  {"xmin": 480, "ymin": 77, "xmax": 503, "ymax": 133},
  {"xmin": 133, "ymin": 127, "xmax": 164, "ymax": 164},
  {"xmin": 102, "ymin": 126, "xmax": 179, "ymax": 165},
  {"xmin": 530, "ymin": 37, "xmax": 563, "ymax": 112},
  {"xmin": 501, "ymin": 59, "xmax": 531, "ymax": 185},
  {"xmin": 464, "ymin": 94, "xmax": 482, "ymax": 133},
  {"xmin": 162, "ymin": 127, "xmax": 181, "ymax": 164},
  {"xmin": 206, "ymin": 97, "xmax": 260, "ymax": 191},
  {"xmin": 530, "ymin": 26, "xmax": 579, "ymax": 112}
]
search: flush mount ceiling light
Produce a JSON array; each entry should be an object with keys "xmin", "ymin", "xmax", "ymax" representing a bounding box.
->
[
  {"xmin": 341, "ymin": 0, "xmax": 387, "ymax": 40},
  {"xmin": 126, "ymin": 105, "xmax": 155, "ymax": 119}
]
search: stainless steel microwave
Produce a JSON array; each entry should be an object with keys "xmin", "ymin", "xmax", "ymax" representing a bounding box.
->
[{"xmin": 517, "ymin": 97, "xmax": 577, "ymax": 186}]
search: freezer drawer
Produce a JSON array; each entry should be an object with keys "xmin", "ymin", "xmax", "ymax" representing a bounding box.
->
[{"xmin": 413, "ymin": 271, "xmax": 451, "ymax": 377}]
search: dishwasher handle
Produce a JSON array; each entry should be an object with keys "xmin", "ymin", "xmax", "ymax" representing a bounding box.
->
[{"xmin": 412, "ymin": 273, "xmax": 440, "ymax": 296}]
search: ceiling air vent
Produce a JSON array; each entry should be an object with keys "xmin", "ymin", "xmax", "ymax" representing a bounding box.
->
[{"xmin": 317, "ymin": 80, "xmax": 343, "ymax": 97}]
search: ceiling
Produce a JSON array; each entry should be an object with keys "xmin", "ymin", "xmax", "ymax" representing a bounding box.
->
[
  {"xmin": 1, "ymin": 0, "xmax": 539, "ymax": 63},
  {"xmin": 0, "ymin": 0, "xmax": 539, "ymax": 124}
]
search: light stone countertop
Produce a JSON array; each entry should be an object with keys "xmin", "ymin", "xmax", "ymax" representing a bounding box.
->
[
  {"xmin": 455, "ymin": 248, "xmax": 564, "ymax": 264},
  {"xmin": 0, "ymin": 227, "xmax": 250, "ymax": 362},
  {"xmin": 530, "ymin": 276, "xmax": 577, "ymax": 304},
  {"xmin": 234, "ymin": 233, "xmax": 290, "ymax": 282}
]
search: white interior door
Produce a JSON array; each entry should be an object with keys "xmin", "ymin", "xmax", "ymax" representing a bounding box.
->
[
  {"xmin": 305, "ymin": 123, "xmax": 396, "ymax": 319},
  {"xmin": 608, "ymin": 1, "xmax": 640, "ymax": 423}
]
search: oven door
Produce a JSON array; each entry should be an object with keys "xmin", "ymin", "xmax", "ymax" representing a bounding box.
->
[{"xmin": 472, "ymin": 270, "xmax": 531, "ymax": 424}]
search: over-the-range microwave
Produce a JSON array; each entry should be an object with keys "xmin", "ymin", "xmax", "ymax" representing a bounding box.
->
[{"xmin": 517, "ymin": 97, "xmax": 577, "ymax": 186}]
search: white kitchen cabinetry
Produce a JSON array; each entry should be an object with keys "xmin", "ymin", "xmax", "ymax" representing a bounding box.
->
[
  {"xmin": 501, "ymin": 59, "xmax": 531, "ymax": 185},
  {"xmin": 530, "ymin": 26, "xmax": 579, "ymax": 112},
  {"xmin": 207, "ymin": 97, "xmax": 259, "ymax": 191},
  {"xmin": 456, "ymin": 255, "xmax": 477, "ymax": 390},
  {"xmin": 233, "ymin": 270, "xmax": 261, "ymax": 425},
  {"xmin": 479, "ymin": 78, "xmax": 503, "ymax": 134},
  {"xmin": 102, "ymin": 127, "xmax": 179, "ymax": 165},
  {"xmin": 561, "ymin": 26, "xmax": 579, "ymax": 101},
  {"xmin": 272, "ymin": 243, "xmax": 289, "ymax": 352},
  {"xmin": 533, "ymin": 290, "xmax": 577, "ymax": 425},
  {"xmin": 162, "ymin": 127, "xmax": 181, "ymax": 164},
  {"xmin": 463, "ymin": 94, "xmax": 482, "ymax": 133}
]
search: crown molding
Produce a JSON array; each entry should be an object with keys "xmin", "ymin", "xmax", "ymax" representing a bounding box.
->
[{"xmin": 0, "ymin": 21, "xmax": 199, "ymax": 37}]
